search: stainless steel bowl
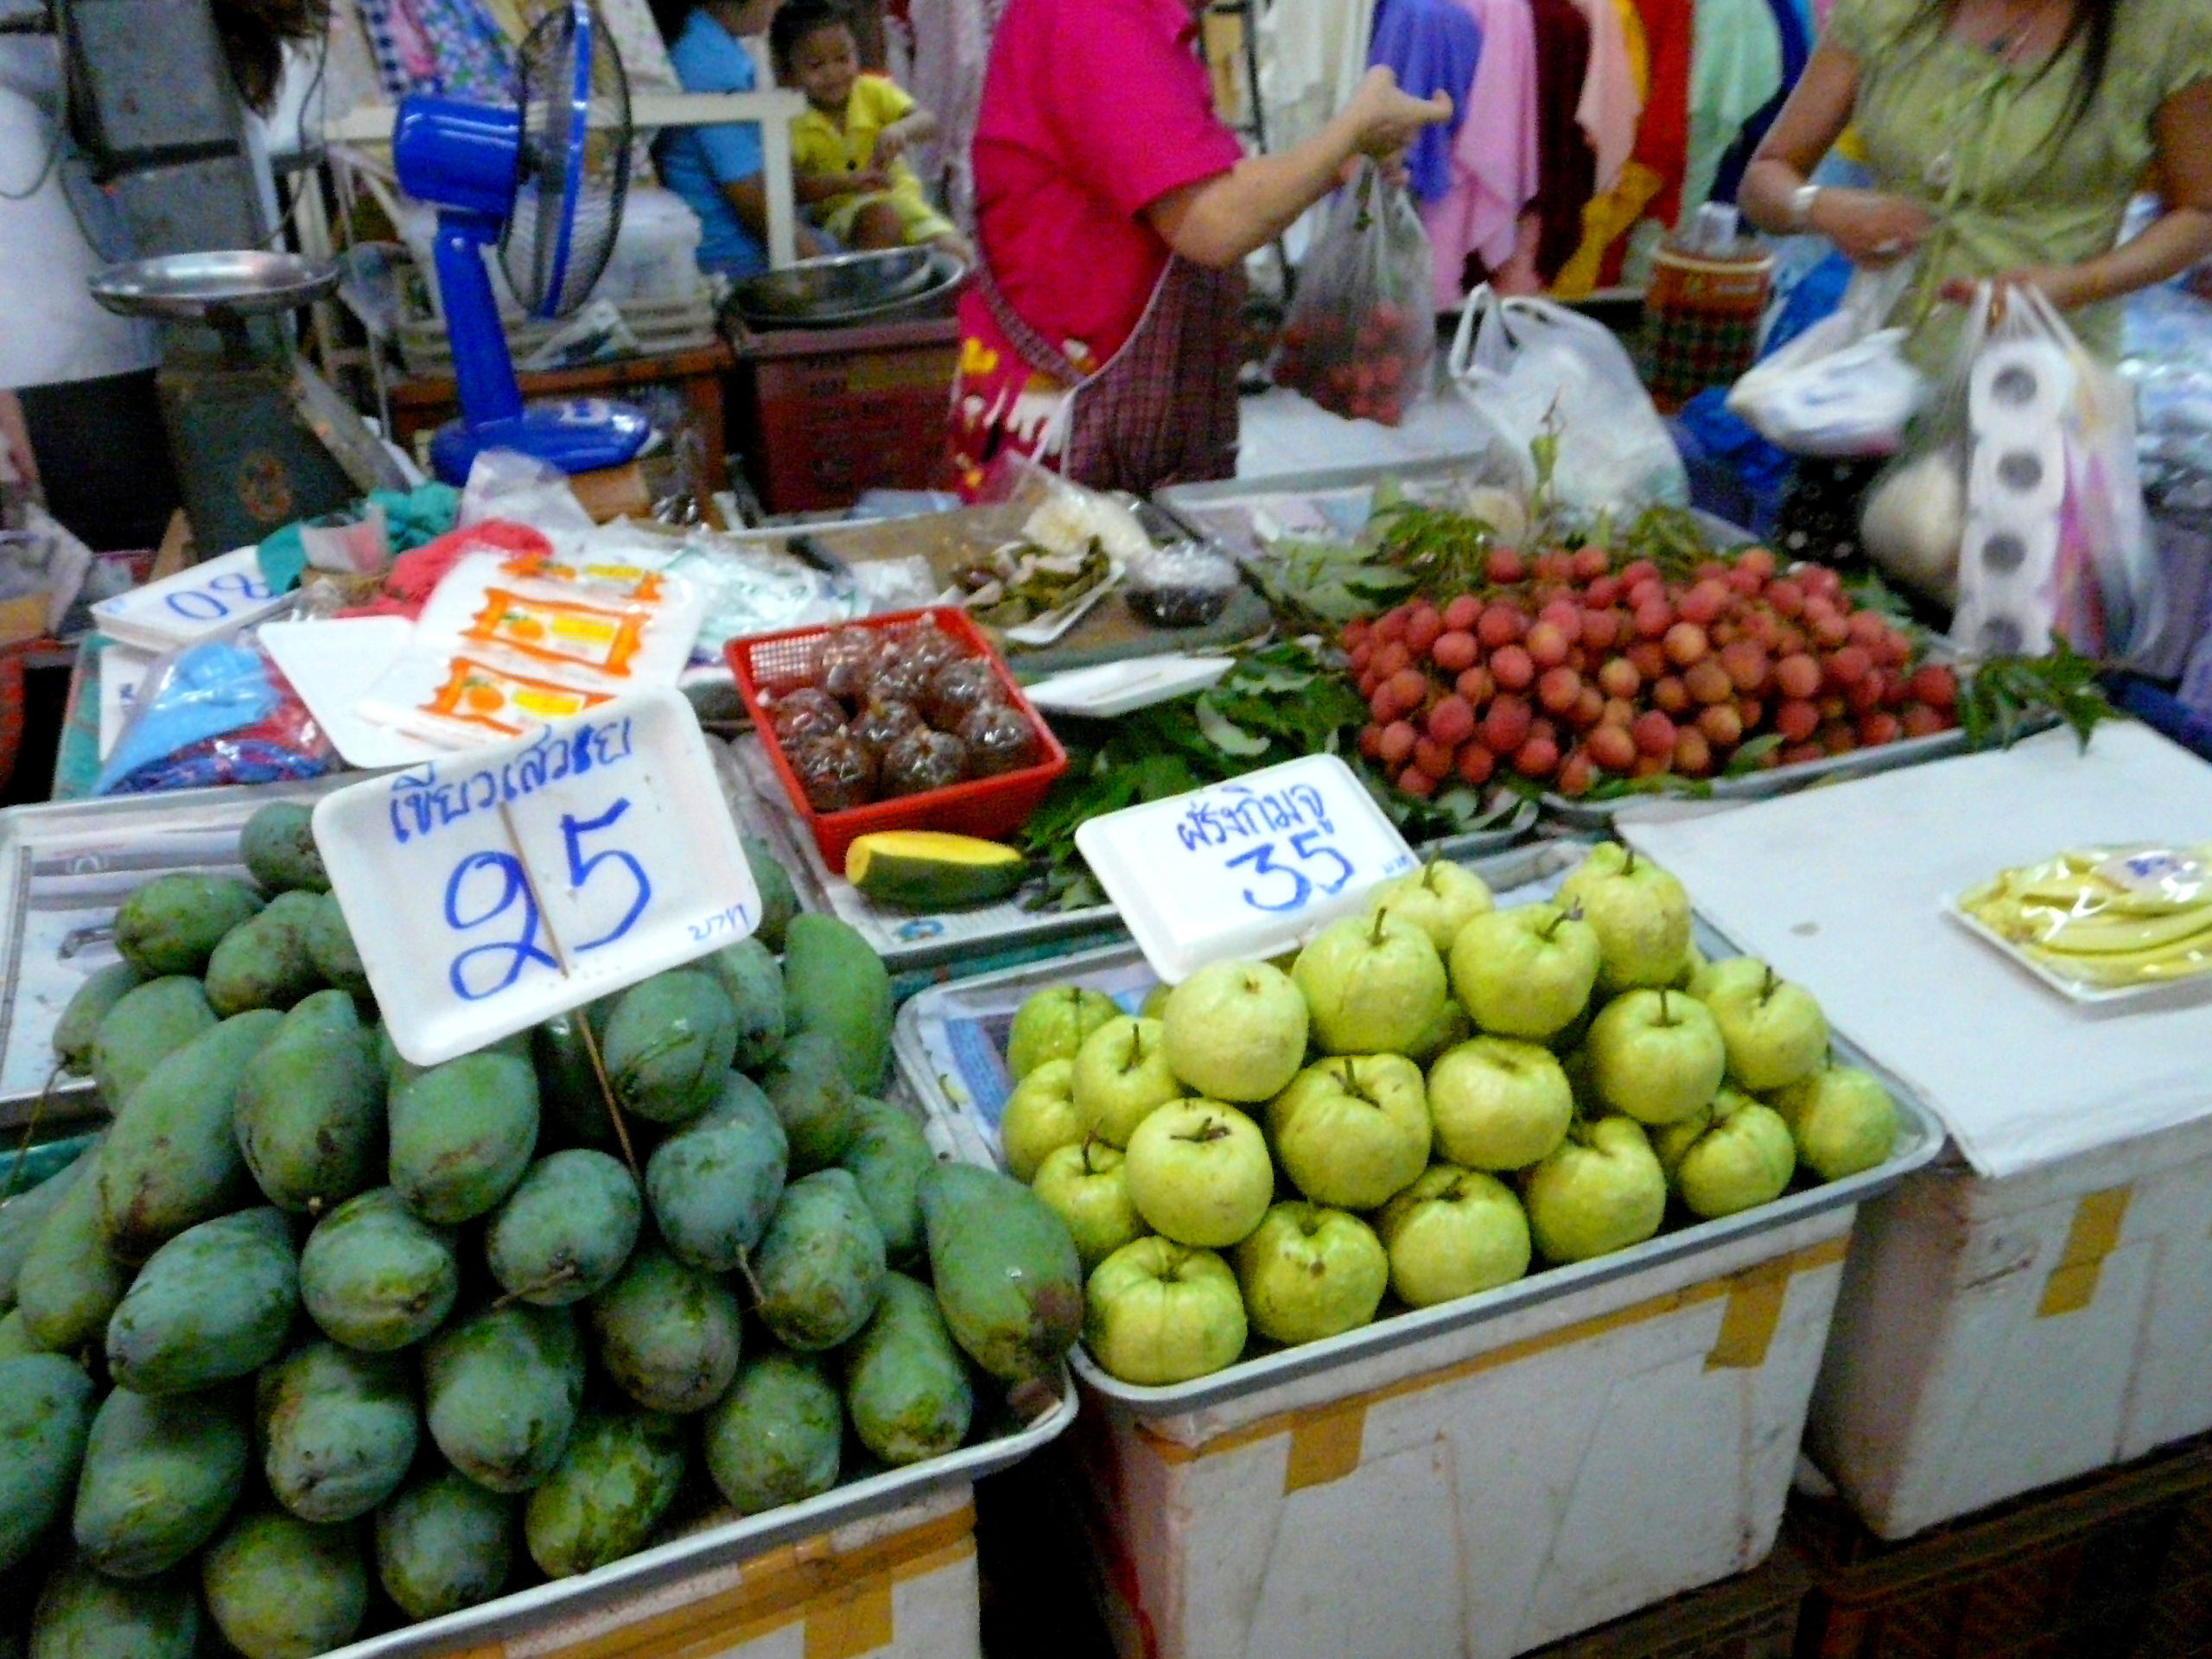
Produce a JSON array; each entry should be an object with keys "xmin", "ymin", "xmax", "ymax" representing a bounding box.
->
[
  {"xmin": 88, "ymin": 251, "xmax": 340, "ymax": 321},
  {"xmin": 730, "ymin": 245, "xmax": 938, "ymax": 321},
  {"xmin": 733, "ymin": 250, "xmax": 967, "ymax": 329}
]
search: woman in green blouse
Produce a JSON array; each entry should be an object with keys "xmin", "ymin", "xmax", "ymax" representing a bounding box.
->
[{"xmin": 1741, "ymin": 0, "xmax": 2212, "ymax": 368}]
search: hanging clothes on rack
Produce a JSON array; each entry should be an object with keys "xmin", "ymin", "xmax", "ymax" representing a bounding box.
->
[
  {"xmin": 1552, "ymin": 0, "xmax": 1654, "ymax": 296},
  {"xmin": 1257, "ymin": 0, "xmax": 1379, "ymax": 152},
  {"xmin": 1570, "ymin": 0, "xmax": 1638, "ymax": 195},
  {"xmin": 1680, "ymin": 0, "xmax": 1781, "ymax": 220},
  {"xmin": 1420, "ymin": 0, "xmax": 1538, "ymax": 307},
  {"xmin": 1368, "ymin": 0, "xmax": 1484, "ymax": 205},
  {"xmin": 1707, "ymin": 0, "xmax": 1808, "ymax": 204},
  {"xmin": 905, "ymin": 0, "xmax": 994, "ymax": 228},
  {"xmin": 1491, "ymin": 0, "xmax": 1592, "ymax": 292}
]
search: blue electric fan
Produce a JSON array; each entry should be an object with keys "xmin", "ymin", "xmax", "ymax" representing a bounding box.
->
[{"xmin": 393, "ymin": 1, "xmax": 651, "ymax": 484}]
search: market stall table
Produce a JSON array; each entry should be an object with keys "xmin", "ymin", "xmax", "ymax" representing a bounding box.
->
[{"xmin": 1619, "ymin": 721, "xmax": 2212, "ymax": 1537}]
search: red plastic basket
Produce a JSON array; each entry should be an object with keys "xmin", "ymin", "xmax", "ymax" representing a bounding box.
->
[{"xmin": 726, "ymin": 606, "xmax": 1068, "ymax": 868}]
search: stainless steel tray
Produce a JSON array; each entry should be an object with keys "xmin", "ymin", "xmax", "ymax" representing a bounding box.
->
[
  {"xmin": 321, "ymin": 1368, "xmax": 1074, "ymax": 1659},
  {"xmin": 892, "ymin": 839, "xmax": 1948, "ymax": 1418},
  {"xmin": 0, "ymin": 775, "xmax": 360, "ymax": 1122},
  {"xmin": 1535, "ymin": 728, "xmax": 1980, "ymax": 828}
]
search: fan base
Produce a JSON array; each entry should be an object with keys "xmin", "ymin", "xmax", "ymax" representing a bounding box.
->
[{"xmin": 429, "ymin": 398, "xmax": 652, "ymax": 486}]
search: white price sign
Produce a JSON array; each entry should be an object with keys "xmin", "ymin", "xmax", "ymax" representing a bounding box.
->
[
  {"xmin": 92, "ymin": 547, "xmax": 287, "ymax": 653},
  {"xmin": 1076, "ymin": 753, "xmax": 1418, "ymax": 982},
  {"xmin": 314, "ymin": 689, "xmax": 760, "ymax": 1066}
]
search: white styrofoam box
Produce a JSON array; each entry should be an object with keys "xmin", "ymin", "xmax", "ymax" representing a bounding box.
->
[
  {"xmin": 600, "ymin": 186, "xmax": 706, "ymax": 304},
  {"xmin": 334, "ymin": 1485, "xmax": 979, "ymax": 1659},
  {"xmin": 397, "ymin": 188, "xmax": 704, "ymax": 319},
  {"xmin": 1808, "ymin": 1111, "xmax": 2212, "ymax": 1540},
  {"xmin": 1077, "ymin": 1207, "xmax": 1855, "ymax": 1659}
]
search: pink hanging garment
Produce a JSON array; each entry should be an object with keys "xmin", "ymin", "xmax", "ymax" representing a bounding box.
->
[{"xmin": 1420, "ymin": 0, "xmax": 1539, "ymax": 308}]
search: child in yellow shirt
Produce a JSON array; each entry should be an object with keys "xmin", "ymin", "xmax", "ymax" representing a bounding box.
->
[{"xmin": 769, "ymin": 1, "xmax": 972, "ymax": 262}]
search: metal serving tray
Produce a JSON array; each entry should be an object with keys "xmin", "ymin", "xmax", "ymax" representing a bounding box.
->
[
  {"xmin": 0, "ymin": 776, "xmax": 359, "ymax": 1122},
  {"xmin": 318, "ymin": 1370, "xmax": 1073, "ymax": 1659},
  {"xmin": 892, "ymin": 839, "xmax": 1948, "ymax": 1418},
  {"xmin": 1155, "ymin": 464, "xmax": 1993, "ymax": 827}
]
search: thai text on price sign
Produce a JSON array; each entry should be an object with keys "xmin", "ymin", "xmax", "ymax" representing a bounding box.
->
[
  {"xmin": 91, "ymin": 547, "xmax": 287, "ymax": 653},
  {"xmin": 1076, "ymin": 753, "xmax": 1418, "ymax": 982},
  {"xmin": 313, "ymin": 688, "xmax": 760, "ymax": 1065}
]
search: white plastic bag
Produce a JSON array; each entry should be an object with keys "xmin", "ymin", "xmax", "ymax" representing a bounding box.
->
[
  {"xmin": 1948, "ymin": 284, "xmax": 2161, "ymax": 662},
  {"xmin": 1726, "ymin": 263, "xmax": 1927, "ymax": 456},
  {"xmin": 1446, "ymin": 289, "xmax": 1687, "ymax": 512}
]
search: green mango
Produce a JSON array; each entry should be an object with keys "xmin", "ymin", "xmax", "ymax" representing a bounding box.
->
[
  {"xmin": 484, "ymin": 1150, "xmax": 641, "ymax": 1306},
  {"xmin": 238, "ymin": 803, "xmax": 329, "ymax": 895},
  {"xmin": 531, "ymin": 1010, "xmax": 612, "ymax": 1148},
  {"xmin": 753, "ymin": 1168, "xmax": 886, "ymax": 1354},
  {"xmin": 523, "ymin": 1410, "xmax": 686, "ymax": 1579},
  {"xmin": 423, "ymin": 1303, "xmax": 584, "ymax": 1494},
  {"xmin": 235, "ymin": 991, "xmax": 383, "ymax": 1217},
  {"xmin": 760, "ymin": 1030, "xmax": 856, "ymax": 1176},
  {"xmin": 589, "ymin": 1241, "xmax": 742, "ymax": 1414},
  {"xmin": 112, "ymin": 874, "xmax": 264, "ymax": 979},
  {"xmin": 842, "ymin": 1271, "xmax": 972, "ymax": 1468},
  {"xmin": 601, "ymin": 969, "xmax": 738, "ymax": 1126},
  {"xmin": 300, "ymin": 893, "xmax": 371, "ymax": 1001},
  {"xmin": 97, "ymin": 1009, "xmax": 282, "ymax": 1262},
  {"xmin": 645, "ymin": 1073, "xmax": 787, "ymax": 1273},
  {"xmin": 89, "ymin": 976, "xmax": 215, "ymax": 1113},
  {"xmin": 29, "ymin": 1560, "xmax": 198, "ymax": 1659},
  {"xmin": 707, "ymin": 938, "xmax": 786, "ymax": 1072},
  {"xmin": 0, "ymin": 1354, "xmax": 95, "ymax": 1571},
  {"xmin": 105, "ymin": 1206, "xmax": 298, "ymax": 1396},
  {"xmin": 298, "ymin": 1188, "xmax": 457, "ymax": 1353},
  {"xmin": 0, "ymin": 1308, "xmax": 38, "ymax": 1359},
  {"xmin": 72, "ymin": 1385, "xmax": 250, "ymax": 1578},
  {"xmin": 782, "ymin": 913, "xmax": 893, "ymax": 1091},
  {"xmin": 52, "ymin": 963, "xmax": 144, "ymax": 1077},
  {"xmin": 202, "ymin": 891, "xmax": 326, "ymax": 1018},
  {"xmin": 919, "ymin": 1162, "xmax": 1081, "ymax": 1386},
  {"xmin": 200, "ymin": 1505, "xmax": 367, "ymax": 1659},
  {"xmin": 0, "ymin": 1148, "xmax": 95, "ymax": 1312},
  {"xmin": 388, "ymin": 1049, "xmax": 539, "ymax": 1224},
  {"xmin": 702, "ymin": 1346, "xmax": 842, "ymax": 1515},
  {"xmin": 740, "ymin": 833, "xmax": 799, "ymax": 954},
  {"xmin": 374, "ymin": 1468, "xmax": 515, "ymax": 1621},
  {"xmin": 15, "ymin": 1148, "xmax": 131, "ymax": 1354},
  {"xmin": 838, "ymin": 1097, "xmax": 934, "ymax": 1267},
  {"xmin": 257, "ymin": 1340, "xmax": 419, "ymax": 1524}
]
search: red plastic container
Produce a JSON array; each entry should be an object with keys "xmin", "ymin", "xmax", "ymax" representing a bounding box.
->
[{"xmin": 727, "ymin": 606, "xmax": 1068, "ymax": 868}]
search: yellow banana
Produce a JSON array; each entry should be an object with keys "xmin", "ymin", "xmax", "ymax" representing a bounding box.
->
[{"xmin": 2036, "ymin": 905, "xmax": 2212, "ymax": 956}]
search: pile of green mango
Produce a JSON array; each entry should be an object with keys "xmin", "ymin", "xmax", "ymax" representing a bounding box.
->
[{"xmin": 0, "ymin": 804, "xmax": 1079, "ymax": 1659}]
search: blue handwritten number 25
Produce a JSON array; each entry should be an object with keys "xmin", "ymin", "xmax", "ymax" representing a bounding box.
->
[
  {"xmin": 1226, "ymin": 830, "xmax": 1354, "ymax": 914},
  {"xmin": 444, "ymin": 798, "xmax": 653, "ymax": 1000}
]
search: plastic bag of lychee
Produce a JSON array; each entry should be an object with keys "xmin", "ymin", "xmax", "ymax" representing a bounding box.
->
[{"xmin": 1270, "ymin": 160, "xmax": 1436, "ymax": 428}]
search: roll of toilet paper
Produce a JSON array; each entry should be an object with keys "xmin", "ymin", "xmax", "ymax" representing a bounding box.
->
[
  {"xmin": 1951, "ymin": 507, "xmax": 2060, "ymax": 658},
  {"xmin": 1969, "ymin": 425, "xmax": 2067, "ymax": 517},
  {"xmin": 1969, "ymin": 340, "xmax": 2074, "ymax": 435}
]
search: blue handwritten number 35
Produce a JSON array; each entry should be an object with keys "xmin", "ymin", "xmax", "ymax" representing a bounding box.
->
[
  {"xmin": 1226, "ymin": 830, "xmax": 1354, "ymax": 914},
  {"xmin": 445, "ymin": 798, "xmax": 653, "ymax": 999}
]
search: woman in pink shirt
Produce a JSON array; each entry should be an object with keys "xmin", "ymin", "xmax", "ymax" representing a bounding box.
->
[{"xmin": 951, "ymin": 0, "xmax": 1450, "ymax": 497}]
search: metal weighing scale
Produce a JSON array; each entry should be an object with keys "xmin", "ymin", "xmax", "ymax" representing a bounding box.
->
[{"xmin": 88, "ymin": 251, "xmax": 408, "ymax": 556}]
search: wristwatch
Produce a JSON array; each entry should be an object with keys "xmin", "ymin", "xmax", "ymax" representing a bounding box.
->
[{"xmin": 1789, "ymin": 182, "xmax": 1824, "ymax": 232}]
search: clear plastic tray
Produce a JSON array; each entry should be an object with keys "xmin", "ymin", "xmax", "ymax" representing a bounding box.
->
[
  {"xmin": 1940, "ymin": 893, "xmax": 2212, "ymax": 1007},
  {"xmin": 892, "ymin": 839, "xmax": 1948, "ymax": 1417}
]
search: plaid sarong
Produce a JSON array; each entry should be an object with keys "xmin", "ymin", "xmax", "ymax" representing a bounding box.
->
[{"xmin": 961, "ymin": 250, "xmax": 1245, "ymax": 497}]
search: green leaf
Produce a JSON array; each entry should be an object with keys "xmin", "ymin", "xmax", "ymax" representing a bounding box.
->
[
  {"xmin": 1721, "ymin": 733, "xmax": 1784, "ymax": 777},
  {"xmin": 1193, "ymin": 698, "xmax": 1270, "ymax": 757}
]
